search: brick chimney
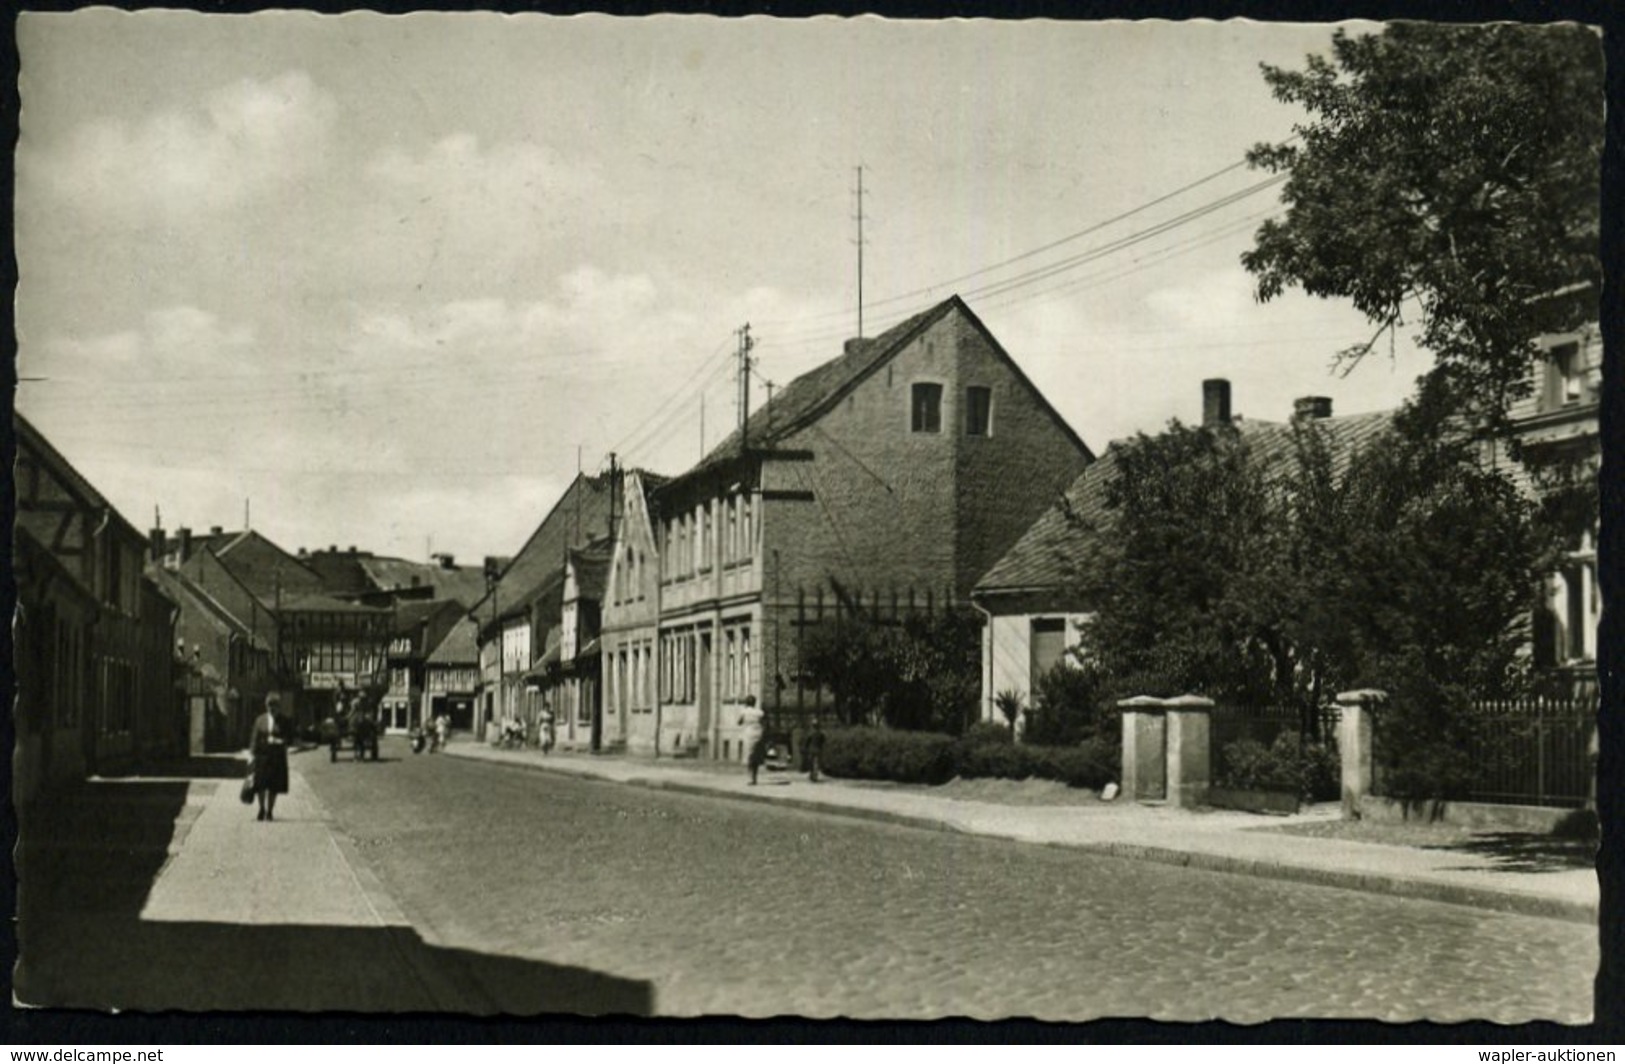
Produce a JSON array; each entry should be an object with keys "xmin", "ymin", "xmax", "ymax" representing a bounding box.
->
[
  {"xmin": 210, "ymin": 525, "xmax": 223, "ymax": 536},
  {"xmin": 1202, "ymin": 379, "xmax": 1232, "ymax": 427},
  {"xmin": 177, "ymin": 526, "xmax": 193, "ymax": 563},
  {"xmin": 148, "ymin": 510, "xmax": 165, "ymax": 563},
  {"xmin": 1293, "ymin": 396, "xmax": 1333, "ymax": 421}
]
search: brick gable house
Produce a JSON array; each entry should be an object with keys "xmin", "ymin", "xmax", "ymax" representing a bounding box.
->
[{"xmin": 649, "ymin": 295, "xmax": 1093, "ymax": 761}]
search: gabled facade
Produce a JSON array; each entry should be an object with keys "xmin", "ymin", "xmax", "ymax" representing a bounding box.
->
[
  {"xmin": 651, "ymin": 295, "xmax": 1094, "ymax": 761},
  {"xmin": 381, "ymin": 598, "xmax": 468, "ymax": 731},
  {"xmin": 425, "ymin": 616, "xmax": 481, "ymax": 731},
  {"xmin": 534, "ymin": 543, "xmax": 611, "ymax": 750},
  {"xmin": 147, "ymin": 565, "xmax": 274, "ymax": 753},
  {"xmin": 471, "ymin": 471, "xmax": 616, "ymax": 740},
  {"xmin": 601, "ymin": 470, "xmax": 667, "ymax": 754},
  {"xmin": 13, "ymin": 414, "xmax": 181, "ymax": 800}
]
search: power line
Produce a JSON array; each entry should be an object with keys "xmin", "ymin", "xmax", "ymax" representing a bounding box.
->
[{"xmin": 753, "ymin": 145, "xmax": 1277, "ymax": 332}]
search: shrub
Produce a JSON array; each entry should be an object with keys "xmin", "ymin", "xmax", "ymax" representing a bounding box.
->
[
  {"xmin": 1025, "ymin": 661, "xmax": 1117, "ymax": 747},
  {"xmin": 961, "ymin": 720, "xmax": 1014, "ymax": 746},
  {"xmin": 954, "ymin": 739, "xmax": 1032, "ymax": 780},
  {"xmin": 1219, "ymin": 730, "xmax": 1337, "ymax": 801},
  {"xmin": 821, "ymin": 726, "xmax": 956, "ymax": 785}
]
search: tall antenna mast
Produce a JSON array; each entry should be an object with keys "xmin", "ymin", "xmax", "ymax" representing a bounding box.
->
[
  {"xmin": 244, "ymin": 498, "xmax": 250, "ymax": 530},
  {"xmin": 854, "ymin": 165, "xmax": 868, "ymax": 339}
]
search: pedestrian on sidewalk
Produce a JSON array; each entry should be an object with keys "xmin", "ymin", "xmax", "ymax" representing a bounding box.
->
[
  {"xmin": 739, "ymin": 696, "xmax": 766, "ymax": 785},
  {"xmin": 805, "ymin": 719, "xmax": 826, "ymax": 783},
  {"xmin": 249, "ymin": 693, "xmax": 290, "ymax": 822}
]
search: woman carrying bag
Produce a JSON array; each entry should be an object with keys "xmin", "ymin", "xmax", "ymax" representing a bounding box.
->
[{"xmin": 249, "ymin": 693, "xmax": 291, "ymax": 822}]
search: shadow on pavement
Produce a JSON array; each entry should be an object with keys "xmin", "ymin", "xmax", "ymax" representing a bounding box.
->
[
  {"xmin": 15, "ymin": 918, "xmax": 653, "ymax": 1016},
  {"xmin": 16, "ymin": 773, "xmax": 654, "ymax": 1017},
  {"xmin": 1424, "ymin": 832, "xmax": 1598, "ymax": 874}
]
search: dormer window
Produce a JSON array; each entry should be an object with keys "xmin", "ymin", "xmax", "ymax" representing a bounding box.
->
[{"xmin": 911, "ymin": 383, "xmax": 942, "ymax": 433}]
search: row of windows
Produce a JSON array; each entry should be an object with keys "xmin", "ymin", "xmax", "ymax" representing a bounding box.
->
[
  {"xmin": 660, "ymin": 629, "xmax": 699, "ymax": 704},
  {"xmin": 611, "ymin": 639, "xmax": 656, "ymax": 714},
  {"xmin": 722, "ymin": 623, "xmax": 754, "ymax": 703},
  {"xmin": 299, "ymin": 642, "xmax": 380, "ymax": 675},
  {"xmin": 612, "ymin": 547, "xmax": 650, "ymax": 606},
  {"xmin": 910, "ymin": 383, "xmax": 994, "ymax": 436},
  {"xmin": 662, "ymin": 492, "xmax": 755, "ymax": 584},
  {"xmin": 428, "ymin": 667, "xmax": 478, "ymax": 693}
]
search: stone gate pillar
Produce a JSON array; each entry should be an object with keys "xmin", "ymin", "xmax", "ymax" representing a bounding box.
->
[
  {"xmin": 1164, "ymin": 694, "xmax": 1214, "ymax": 809},
  {"xmin": 1117, "ymin": 694, "xmax": 1214, "ymax": 808},
  {"xmin": 1335, "ymin": 689, "xmax": 1387, "ymax": 819}
]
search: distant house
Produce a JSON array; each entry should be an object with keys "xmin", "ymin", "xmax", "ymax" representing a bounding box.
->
[
  {"xmin": 470, "ymin": 472, "xmax": 616, "ymax": 741},
  {"xmin": 971, "ymin": 381, "xmax": 1392, "ymax": 726},
  {"xmin": 13, "ymin": 414, "xmax": 182, "ymax": 800},
  {"xmin": 158, "ymin": 525, "xmax": 391, "ymax": 729},
  {"xmin": 424, "ymin": 616, "xmax": 481, "ymax": 731},
  {"xmin": 380, "ymin": 598, "xmax": 468, "ymax": 731},
  {"xmin": 146, "ymin": 565, "xmax": 274, "ymax": 753},
  {"xmin": 650, "ymin": 295, "xmax": 1093, "ymax": 761},
  {"xmin": 528, "ymin": 543, "xmax": 612, "ymax": 750}
]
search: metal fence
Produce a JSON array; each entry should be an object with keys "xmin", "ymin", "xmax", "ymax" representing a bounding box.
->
[
  {"xmin": 1209, "ymin": 702, "xmax": 1341, "ymax": 786},
  {"xmin": 1455, "ymin": 689, "xmax": 1598, "ymax": 809}
]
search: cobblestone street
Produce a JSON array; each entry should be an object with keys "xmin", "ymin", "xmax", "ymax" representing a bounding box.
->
[{"xmin": 305, "ymin": 738, "xmax": 1596, "ymax": 1023}]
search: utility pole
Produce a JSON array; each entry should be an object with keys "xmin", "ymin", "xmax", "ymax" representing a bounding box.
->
[
  {"xmin": 244, "ymin": 498, "xmax": 250, "ymax": 531},
  {"xmin": 853, "ymin": 165, "xmax": 868, "ymax": 339},
  {"xmin": 700, "ymin": 395, "xmax": 705, "ymax": 461},
  {"xmin": 737, "ymin": 323, "xmax": 755, "ymax": 450},
  {"xmin": 608, "ymin": 452, "xmax": 619, "ymax": 544}
]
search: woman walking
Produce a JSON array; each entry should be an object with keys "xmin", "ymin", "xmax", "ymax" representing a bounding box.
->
[{"xmin": 250, "ymin": 693, "xmax": 290, "ymax": 822}]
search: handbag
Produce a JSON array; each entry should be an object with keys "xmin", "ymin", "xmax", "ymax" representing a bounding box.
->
[{"xmin": 240, "ymin": 767, "xmax": 256, "ymax": 805}]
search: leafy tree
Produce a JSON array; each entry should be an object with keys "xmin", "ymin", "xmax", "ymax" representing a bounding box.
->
[
  {"xmin": 1243, "ymin": 23, "xmax": 1602, "ymax": 428},
  {"xmin": 1075, "ymin": 420, "xmax": 1289, "ymax": 708},
  {"xmin": 799, "ymin": 608, "xmax": 981, "ymax": 734},
  {"xmin": 1073, "ymin": 397, "xmax": 1549, "ymax": 771}
]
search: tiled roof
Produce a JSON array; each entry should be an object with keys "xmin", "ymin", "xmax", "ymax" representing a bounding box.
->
[
  {"xmin": 568, "ymin": 541, "xmax": 613, "ymax": 604},
  {"xmin": 478, "ymin": 472, "xmax": 615, "ymax": 619},
  {"xmin": 974, "ymin": 411, "xmax": 1395, "ymax": 596},
  {"xmin": 676, "ymin": 300, "xmax": 958, "ymax": 482},
  {"xmin": 278, "ymin": 588, "xmax": 391, "ymax": 614},
  {"xmin": 426, "ymin": 616, "xmax": 480, "ymax": 666},
  {"xmin": 357, "ymin": 556, "xmax": 490, "ymax": 608},
  {"xmin": 205, "ymin": 531, "xmax": 324, "ymax": 602},
  {"xmin": 14, "ymin": 413, "xmax": 145, "ymax": 544},
  {"xmin": 147, "ymin": 566, "xmax": 271, "ymax": 650}
]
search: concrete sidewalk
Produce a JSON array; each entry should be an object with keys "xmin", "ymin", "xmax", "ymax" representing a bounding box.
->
[
  {"xmin": 16, "ymin": 756, "xmax": 494, "ymax": 1012},
  {"xmin": 444, "ymin": 741, "xmax": 1599, "ymax": 925}
]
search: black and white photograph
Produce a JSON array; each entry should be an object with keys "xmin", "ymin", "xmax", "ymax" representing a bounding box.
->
[{"xmin": 9, "ymin": 9, "xmax": 1606, "ymax": 1028}]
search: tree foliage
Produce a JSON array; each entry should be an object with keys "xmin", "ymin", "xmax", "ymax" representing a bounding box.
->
[
  {"xmin": 1074, "ymin": 403, "xmax": 1550, "ymax": 752},
  {"xmin": 1243, "ymin": 23, "xmax": 1602, "ymax": 426},
  {"xmin": 799, "ymin": 608, "xmax": 981, "ymax": 734}
]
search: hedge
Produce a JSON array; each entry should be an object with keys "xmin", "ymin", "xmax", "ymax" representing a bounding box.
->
[{"xmin": 821, "ymin": 726, "xmax": 1119, "ymax": 790}]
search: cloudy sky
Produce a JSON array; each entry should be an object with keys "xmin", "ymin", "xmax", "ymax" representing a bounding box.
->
[{"xmin": 15, "ymin": 13, "xmax": 1437, "ymax": 564}]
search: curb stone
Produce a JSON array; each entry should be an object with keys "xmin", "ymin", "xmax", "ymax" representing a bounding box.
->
[{"xmin": 443, "ymin": 747, "xmax": 1597, "ymax": 925}]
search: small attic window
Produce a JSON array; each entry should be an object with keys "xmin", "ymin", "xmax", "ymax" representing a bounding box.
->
[
  {"xmin": 965, "ymin": 386, "xmax": 992, "ymax": 437},
  {"xmin": 911, "ymin": 383, "xmax": 942, "ymax": 433}
]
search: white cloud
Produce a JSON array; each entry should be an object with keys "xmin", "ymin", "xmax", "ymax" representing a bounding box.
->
[
  {"xmin": 25, "ymin": 70, "xmax": 336, "ymax": 217},
  {"xmin": 39, "ymin": 305, "xmax": 255, "ymax": 379}
]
